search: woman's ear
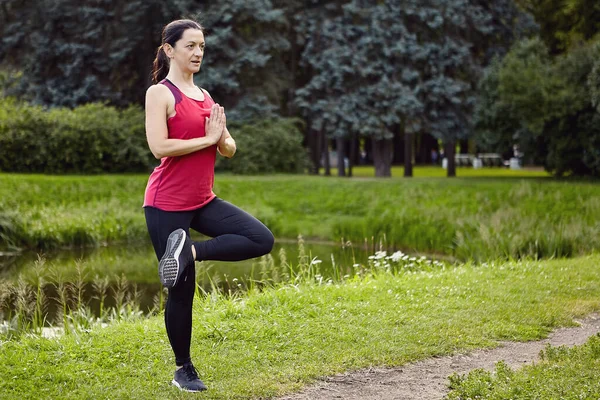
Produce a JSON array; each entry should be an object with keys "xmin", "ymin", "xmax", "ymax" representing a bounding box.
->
[{"xmin": 163, "ymin": 43, "xmax": 174, "ymax": 59}]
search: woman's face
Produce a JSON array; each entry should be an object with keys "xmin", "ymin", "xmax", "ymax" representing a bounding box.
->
[{"xmin": 168, "ymin": 28, "xmax": 205, "ymax": 74}]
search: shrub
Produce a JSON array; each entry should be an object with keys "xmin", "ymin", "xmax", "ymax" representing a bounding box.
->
[
  {"xmin": 216, "ymin": 118, "xmax": 310, "ymax": 174},
  {"xmin": 0, "ymin": 99, "xmax": 309, "ymax": 175},
  {"xmin": 0, "ymin": 99, "xmax": 155, "ymax": 174}
]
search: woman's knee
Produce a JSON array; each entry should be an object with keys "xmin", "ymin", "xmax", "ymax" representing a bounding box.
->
[{"xmin": 255, "ymin": 227, "xmax": 274, "ymax": 256}]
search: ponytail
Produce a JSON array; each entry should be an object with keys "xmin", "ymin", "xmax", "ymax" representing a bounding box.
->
[{"xmin": 152, "ymin": 45, "xmax": 169, "ymax": 84}]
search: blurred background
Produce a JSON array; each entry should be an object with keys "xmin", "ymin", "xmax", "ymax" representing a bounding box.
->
[{"xmin": 0, "ymin": 0, "xmax": 598, "ymax": 178}]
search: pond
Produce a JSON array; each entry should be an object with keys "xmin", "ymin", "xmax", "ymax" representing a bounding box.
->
[{"xmin": 0, "ymin": 236, "xmax": 378, "ymax": 324}]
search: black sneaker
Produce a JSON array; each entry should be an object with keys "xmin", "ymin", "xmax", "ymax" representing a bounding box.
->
[
  {"xmin": 158, "ymin": 228, "xmax": 194, "ymax": 288},
  {"xmin": 172, "ymin": 362, "xmax": 207, "ymax": 392}
]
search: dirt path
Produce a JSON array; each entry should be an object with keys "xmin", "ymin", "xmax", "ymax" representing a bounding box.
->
[{"xmin": 279, "ymin": 315, "xmax": 600, "ymax": 400}]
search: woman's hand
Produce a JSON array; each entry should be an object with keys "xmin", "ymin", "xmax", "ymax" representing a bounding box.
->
[{"xmin": 205, "ymin": 104, "xmax": 226, "ymax": 145}]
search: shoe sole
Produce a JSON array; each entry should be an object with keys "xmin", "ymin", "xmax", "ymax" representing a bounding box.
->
[
  {"xmin": 172, "ymin": 379, "xmax": 207, "ymax": 392},
  {"xmin": 159, "ymin": 229, "xmax": 186, "ymax": 288}
]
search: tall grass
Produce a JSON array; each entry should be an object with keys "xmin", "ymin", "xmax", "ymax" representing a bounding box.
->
[
  {"xmin": 0, "ymin": 257, "xmax": 152, "ymax": 340},
  {"xmin": 0, "ymin": 238, "xmax": 442, "ymax": 340},
  {"xmin": 0, "ymin": 172, "xmax": 598, "ymax": 260}
]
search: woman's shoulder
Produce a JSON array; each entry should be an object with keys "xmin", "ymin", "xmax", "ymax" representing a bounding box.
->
[
  {"xmin": 146, "ymin": 82, "xmax": 172, "ymax": 97},
  {"xmin": 146, "ymin": 83, "xmax": 177, "ymax": 107}
]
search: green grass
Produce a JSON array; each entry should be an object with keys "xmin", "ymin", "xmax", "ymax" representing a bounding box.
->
[
  {"xmin": 447, "ymin": 334, "xmax": 600, "ymax": 399},
  {"xmin": 1, "ymin": 254, "xmax": 600, "ymax": 399},
  {"xmin": 0, "ymin": 170, "xmax": 598, "ymax": 260},
  {"xmin": 350, "ymin": 165, "xmax": 551, "ymax": 178}
]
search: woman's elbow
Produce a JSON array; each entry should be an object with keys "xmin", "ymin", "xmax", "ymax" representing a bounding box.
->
[{"xmin": 148, "ymin": 143, "xmax": 164, "ymax": 159}]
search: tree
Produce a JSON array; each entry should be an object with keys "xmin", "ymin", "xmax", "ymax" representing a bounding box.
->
[
  {"xmin": 192, "ymin": 0, "xmax": 291, "ymax": 121},
  {"xmin": 475, "ymin": 37, "xmax": 600, "ymax": 176},
  {"xmin": 294, "ymin": 0, "xmax": 527, "ymax": 177},
  {"xmin": 294, "ymin": 1, "xmax": 422, "ymax": 177},
  {"xmin": 590, "ymin": 60, "xmax": 600, "ymax": 113},
  {"xmin": 408, "ymin": 0, "xmax": 531, "ymax": 177},
  {"xmin": 0, "ymin": 0, "xmax": 190, "ymax": 107},
  {"xmin": 514, "ymin": 0, "xmax": 600, "ymax": 53}
]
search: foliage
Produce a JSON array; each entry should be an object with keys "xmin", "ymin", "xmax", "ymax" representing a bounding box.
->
[
  {"xmin": 590, "ymin": 59, "xmax": 600, "ymax": 112},
  {"xmin": 0, "ymin": 0, "xmax": 190, "ymax": 107},
  {"xmin": 293, "ymin": 0, "xmax": 530, "ymax": 175},
  {"xmin": 514, "ymin": 0, "xmax": 600, "ymax": 53},
  {"xmin": 0, "ymin": 98, "xmax": 155, "ymax": 174},
  {"xmin": 474, "ymin": 38, "xmax": 600, "ymax": 176},
  {"xmin": 448, "ymin": 334, "xmax": 600, "ymax": 399},
  {"xmin": 193, "ymin": 0, "xmax": 290, "ymax": 122},
  {"xmin": 1, "ymin": 254, "xmax": 600, "ymax": 398},
  {"xmin": 216, "ymin": 118, "xmax": 309, "ymax": 174}
]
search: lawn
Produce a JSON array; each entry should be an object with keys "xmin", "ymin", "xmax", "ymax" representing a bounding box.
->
[{"xmin": 1, "ymin": 254, "xmax": 599, "ymax": 399}]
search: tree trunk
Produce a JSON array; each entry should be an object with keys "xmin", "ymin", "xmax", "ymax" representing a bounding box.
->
[
  {"xmin": 348, "ymin": 135, "xmax": 357, "ymax": 177},
  {"xmin": 372, "ymin": 138, "xmax": 393, "ymax": 177},
  {"xmin": 336, "ymin": 136, "xmax": 346, "ymax": 176},
  {"xmin": 323, "ymin": 134, "xmax": 331, "ymax": 176},
  {"xmin": 445, "ymin": 140, "xmax": 456, "ymax": 177},
  {"xmin": 308, "ymin": 128, "xmax": 321, "ymax": 174},
  {"xmin": 404, "ymin": 131, "xmax": 413, "ymax": 177},
  {"xmin": 365, "ymin": 137, "xmax": 373, "ymax": 164},
  {"xmin": 393, "ymin": 132, "xmax": 405, "ymax": 164},
  {"xmin": 459, "ymin": 139, "xmax": 469, "ymax": 154}
]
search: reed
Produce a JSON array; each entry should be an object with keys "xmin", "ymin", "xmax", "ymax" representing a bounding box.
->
[
  {"xmin": 111, "ymin": 274, "xmax": 128, "ymax": 321},
  {"xmin": 0, "ymin": 261, "xmax": 154, "ymax": 339},
  {"xmin": 92, "ymin": 274, "xmax": 110, "ymax": 320},
  {"xmin": 31, "ymin": 256, "xmax": 48, "ymax": 335}
]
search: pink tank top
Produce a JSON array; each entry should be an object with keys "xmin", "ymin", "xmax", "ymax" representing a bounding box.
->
[{"xmin": 143, "ymin": 79, "xmax": 217, "ymax": 211}]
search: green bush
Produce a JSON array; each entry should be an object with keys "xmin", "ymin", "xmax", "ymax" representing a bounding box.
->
[
  {"xmin": 475, "ymin": 38, "xmax": 600, "ymax": 177},
  {"xmin": 590, "ymin": 59, "xmax": 600, "ymax": 112},
  {"xmin": 0, "ymin": 99, "xmax": 309, "ymax": 175},
  {"xmin": 216, "ymin": 118, "xmax": 310, "ymax": 174},
  {"xmin": 0, "ymin": 98, "xmax": 155, "ymax": 174}
]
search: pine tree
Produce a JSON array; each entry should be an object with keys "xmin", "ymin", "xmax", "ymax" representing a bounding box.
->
[
  {"xmin": 294, "ymin": 0, "xmax": 526, "ymax": 177},
  {"xmin": 191, "ymin": 0, "xmax": 291, "ymax": 121},
  {"xmin": 0, "ymin": 0, "xmax": 190, "ymax": 107}
]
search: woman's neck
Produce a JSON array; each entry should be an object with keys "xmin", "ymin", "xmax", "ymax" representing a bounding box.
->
[{"xmin": 165, "ymin": 68, "xmax": 196, "ymax": 88}]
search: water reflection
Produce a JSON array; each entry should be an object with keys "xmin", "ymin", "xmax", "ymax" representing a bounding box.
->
[
  {"xmin": 0, "ymin": 238, "xmax": 372, "ymax": 320},
  {"xmin": 0, "ymin": 238, "xmax": 370, "ymax": 283}
]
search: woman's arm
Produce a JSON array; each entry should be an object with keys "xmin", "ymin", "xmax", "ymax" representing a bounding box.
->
[
  {"xmin": 145, "ymin": 85, "xmax": 223, "ymax": 159},
  {"xmin": 217, "ymin": 127, "xmax": 236, "ymax": 158}
]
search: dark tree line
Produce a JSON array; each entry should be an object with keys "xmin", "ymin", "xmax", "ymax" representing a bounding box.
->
[{"xmin": 1, "ymin": 0, "xmax": 529, "ymax": 176}]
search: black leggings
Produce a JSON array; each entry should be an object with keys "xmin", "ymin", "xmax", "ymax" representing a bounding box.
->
[{"xmin": 144, "ymin": 197, "xmax": 274, "ymax": 366}]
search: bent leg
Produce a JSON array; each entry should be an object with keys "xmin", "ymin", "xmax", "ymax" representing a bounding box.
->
[{"xmin": 190, "ymin": 198, "xmax": 274, "ymax": 261}]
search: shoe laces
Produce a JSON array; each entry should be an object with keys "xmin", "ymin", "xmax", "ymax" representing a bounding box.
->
[{"xmin": 183, "ymin": 363, "xmax": 199, "ymax": 381}]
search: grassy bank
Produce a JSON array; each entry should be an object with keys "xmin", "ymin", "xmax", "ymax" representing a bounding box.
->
[
  {"xmin": 1, "ymin": 171, "xmax": 598, "ymax": 260},
  {"xmin": 0, "ymin": 254, "xmax": 599, "ymax": 399},
  {"xmin": 447, "ymin": 334, "xmax": 600, "ymax": 399}
]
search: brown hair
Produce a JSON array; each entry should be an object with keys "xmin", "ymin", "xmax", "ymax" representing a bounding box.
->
[{"xmin": 151, "ymin": 19, "xmax": 204, "ymax": 84}]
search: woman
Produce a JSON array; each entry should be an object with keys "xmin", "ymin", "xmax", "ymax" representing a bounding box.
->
[{"xmin": 143, "ymin": 19, "xmax": 274, "ymax": 392}]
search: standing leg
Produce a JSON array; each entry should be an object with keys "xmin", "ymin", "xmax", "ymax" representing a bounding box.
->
[
  {"xmin": 189, "ymin": 198, "xmax": 274, "ymax": 261},
  {"xmin": 144, "ymin": 207, "xmax": 196, "ymax": 366}
]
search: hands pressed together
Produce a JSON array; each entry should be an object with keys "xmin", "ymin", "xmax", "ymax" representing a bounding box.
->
[{"xmin": 205, "ymin": 104, "xmax": 227, "ymax": 145}]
